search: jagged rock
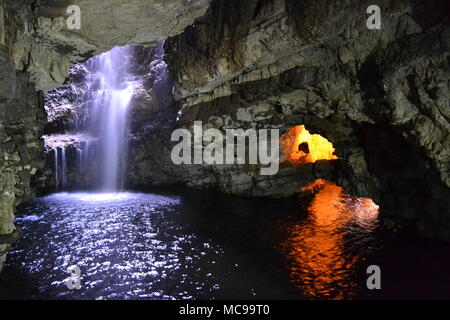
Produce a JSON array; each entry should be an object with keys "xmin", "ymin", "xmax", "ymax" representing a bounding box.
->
[{"xmin": 5, "ymin": 0, "xmax": 212, "ymax": 92}]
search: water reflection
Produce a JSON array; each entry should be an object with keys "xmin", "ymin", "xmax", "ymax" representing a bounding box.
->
[
  {"xmin": 0, "ymin": 192, "xmax": 226, "ymax": 300},
  {"xmin": 281, "ymin": 179, "xmax": 380, "ymax": 299},
  {"xmin": 2, "ymin": 188, "xmax": 449, "ymax": 299}
]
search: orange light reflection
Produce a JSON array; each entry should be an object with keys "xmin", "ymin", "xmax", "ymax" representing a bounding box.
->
[{"xmin": 281, "ymin": 179, "xmax": 379, "ymax": 300}]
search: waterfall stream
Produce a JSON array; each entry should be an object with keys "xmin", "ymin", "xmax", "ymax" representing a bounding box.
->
[
  {"xmin": 44, "ymin": 44, "xmax": 173, "ymax": 192},
  {"xmin": 88, "ymin": 47, "xmax": 133, "ymax": 191},
  {"xmin": 49, "ymin": 46, "xmax": 134, "ymax": 192}
]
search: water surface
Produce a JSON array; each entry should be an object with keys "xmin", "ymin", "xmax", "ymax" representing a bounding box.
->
[{"xmin": 1, "ymin": 185, "xmax": 449, "ymax": 300}]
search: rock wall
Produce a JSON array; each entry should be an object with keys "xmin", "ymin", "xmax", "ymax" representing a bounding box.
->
[
  {"xmin": 5, "ymin": 0, "xmax": 212, "ymax": 92},
  {"xmin": 0, "ymin": 2, "xmax": 46, "ymax": 273},
  {"xmin": 163, "ymin": 0, "xmax": 450, "ymax": 238},
  {"xmin": 126, "ymin": 45, "xmax": 187, "ymax": 188}
]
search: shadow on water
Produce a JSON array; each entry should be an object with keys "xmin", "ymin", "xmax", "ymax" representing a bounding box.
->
[{"xmin": 0, "ymin": 184, "xmax": 449, "ymax": 300}]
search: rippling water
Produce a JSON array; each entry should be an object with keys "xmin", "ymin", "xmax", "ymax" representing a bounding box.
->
[
  {"xmin": 1, "ymin": 185, "xmax": 449, "ymax": 300},
  {"xmin": 0, "ymin": 192, "xmax": 225, "ymax": 300},
  {"xmin": 280, "ymin": 180, "xmax": 381, "ymax": 299}
]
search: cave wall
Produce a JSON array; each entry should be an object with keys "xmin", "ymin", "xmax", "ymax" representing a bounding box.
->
[
  {"xmin": 0, "ymin": 1, "xmax": 46, "ymax": 273},
  {"xmin": 0, "ymin": 55, "xmax": 45, "ymax": 272},
  {"xmin": 163, "ymin": 0, "xmax": 450, "ymax": 238},
  {"xmin": 126, "ymin": 45, "xmax": 187, "ymax": 188}
]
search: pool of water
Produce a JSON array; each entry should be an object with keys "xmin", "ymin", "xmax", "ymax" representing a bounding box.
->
[{"xmin": 0, "ymin": 183, "xmax": 449, "ymax": 300}]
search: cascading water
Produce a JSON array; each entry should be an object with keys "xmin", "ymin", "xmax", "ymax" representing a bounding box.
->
[
  {"xmin": 86, "ymin": 46, "xmax": 133, "ymax": 191},
  {"xmin": 54, "ymin": 147, "xmax": 59, "ymax": 190},
  {"xmin": 51, "ymin": 46, "xmax": 134, "ymax": 192},
  {"xmin": 61, "ymin": 147, "xmax": 67, "ymax": 188},
  {"xmin": 52, "ymin": 146, "xmax": 67, "ymax": 191},
  {"xmin": 44, "ymin": 44, "xmax": 170, "ymax": 192}
]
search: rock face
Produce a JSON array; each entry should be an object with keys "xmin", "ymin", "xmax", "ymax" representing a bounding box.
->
[
  {"xmin": 126, "ymin": 45, "xmax": 187, "ymax": 188},
  {"xmin": 0, "ymin": 39, "xmax": 46, "ymax": 273},
  {"xmin": 163, "ymin": 0, "xmax": 450, "ymax": 238},
  {"xmin": 0, "ymin": 0, "xmax": 211, "ymax": 271},
  {"xmin": 5, "ymin": 0, "xmax": 212, "ymax": 92}
]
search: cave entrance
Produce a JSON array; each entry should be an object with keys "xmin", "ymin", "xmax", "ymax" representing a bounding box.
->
[{"xmin": 281, "ymin": 125, "xmax": 338, "ymax": 165}]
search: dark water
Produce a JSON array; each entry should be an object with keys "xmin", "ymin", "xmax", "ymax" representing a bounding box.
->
[{"xmin": 1, "ymin": 183, "xmax": 450, "ymax": 300}]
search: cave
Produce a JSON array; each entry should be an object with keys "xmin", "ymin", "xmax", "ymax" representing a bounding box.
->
[
  {"xmin": 0, "ymin": 0, "xmax": 449, "ymax": 302},
  {"xmin": 281, "ymin": 125, "xmax": 338, "ymax": 165}
]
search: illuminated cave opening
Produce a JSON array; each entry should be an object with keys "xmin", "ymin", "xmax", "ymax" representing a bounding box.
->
[{"xmin": 281, "ymin": 125, "xmax": 338, "ymax": 165}]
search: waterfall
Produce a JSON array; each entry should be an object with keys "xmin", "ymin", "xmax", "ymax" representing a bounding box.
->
[
  {"xmin": 53, "ymin": 146, "xmax": 67, "ymax": 190},
  {"xmin": 77, "ymin": 147, "xmax": 83, "ymax": 186},
  {"xmin": 45, "ymin": 45, "xmax": 161, "ymax": 192},
  {"xmin": 89, "ymin": 47, "xmax": 133, "ymax": 191},
  {"xmin": 61, "ymin": 147, "xmax": 67, "ymax": 188},
  {"xmin": 54, "ymin": 148, "xmax": 59, "ymax": 190},
  {"xmin": 67, "ymin": 46, "xmax": 133, "ymax": 192},
  {"xmin": 99, "ymin": 88, "xmax": 132, "ymax": 190}
]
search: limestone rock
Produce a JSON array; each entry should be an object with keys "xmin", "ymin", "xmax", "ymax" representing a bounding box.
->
[{"xmin": 5, "ymin": 0, "xmax": 212, "ymax": 91}]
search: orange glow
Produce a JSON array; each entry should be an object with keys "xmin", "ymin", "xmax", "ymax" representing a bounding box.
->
[
  {"xmin": 281, "ymin": 125, "xmax": 338, "ymax": 165},
  {"xmin": 281, "ymin": 179, "xmax": 379, "ymax": 299}
]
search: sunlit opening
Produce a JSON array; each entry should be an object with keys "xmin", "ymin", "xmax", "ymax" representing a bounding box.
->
[{"xmin": 281, "ymin": 125, "xmax": 338, "ymax": 165}]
